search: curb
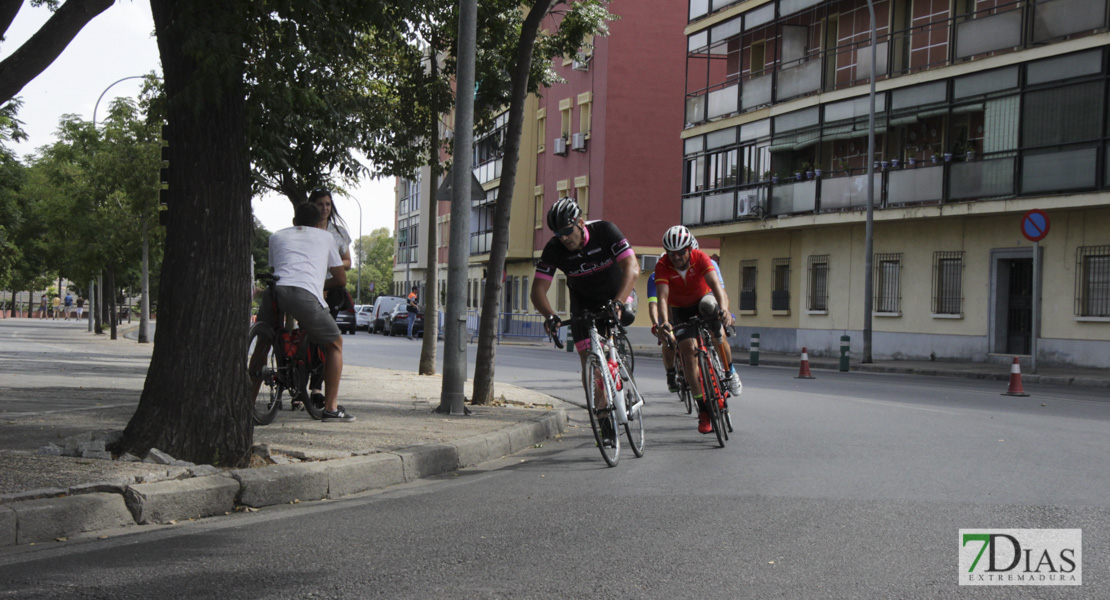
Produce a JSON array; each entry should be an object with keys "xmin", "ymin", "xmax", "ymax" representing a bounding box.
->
[{"xmin": 0, "ymin": 409, "xmax": 567, "ymax": 546}]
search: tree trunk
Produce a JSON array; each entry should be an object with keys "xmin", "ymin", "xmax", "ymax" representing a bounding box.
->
[
  {"xmin": 114, "ymin": 0, "xmax": 254, "ymax": 467},
  {"xmin": 139, "ymin": 213, "xmax": 150, "ymax": 343},
  {"xmin": 93, "ymin": 274, "xmax": 102, "ymax": 333},
  {"xmin": 107, "ymin": 265, "xmax": 117, "ymax": 340},
  {"xmin": 471, "ymin": 0, "xmax": 553, "ymax": 405},
  {"xmin": 418, "ymin": 46, "xmax": 442, "ymax": 377}
]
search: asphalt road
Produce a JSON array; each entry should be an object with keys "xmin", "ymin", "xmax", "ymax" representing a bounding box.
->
[{"xmin": 1, "ymin": 322, "xmax": 1108, "ymax": 598}]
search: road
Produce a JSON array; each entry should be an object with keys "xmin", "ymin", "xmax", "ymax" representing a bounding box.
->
[{"xmin": 1, "ymin": 322, "xmax": 1108, "ymax": 598}]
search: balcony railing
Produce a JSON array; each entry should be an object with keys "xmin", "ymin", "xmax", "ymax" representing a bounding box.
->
[
  {"xmin": 680, "ymin": 147, "xmax": 1107, "ymax": 228},
  {"xmin": 684, "ymin": 0, "xmax": 1107, "ymax": 126}
]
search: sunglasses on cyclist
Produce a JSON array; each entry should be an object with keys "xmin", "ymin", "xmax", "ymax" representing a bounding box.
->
[{"xmin": 554, "ymin": 224, "xmax": 576, "ymax": 238}]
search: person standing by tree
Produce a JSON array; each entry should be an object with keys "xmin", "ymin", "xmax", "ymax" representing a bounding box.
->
[
  {"xmin": 406, "ymin": 285, "xmax": 419, "ymax": 340},
  {"xmin": 38, "ymin": 295, "xmax": 47, "ymax": 320},
  {"xmin": 250, "ymin": 202, "xmax": 353, "ymax": 421}
]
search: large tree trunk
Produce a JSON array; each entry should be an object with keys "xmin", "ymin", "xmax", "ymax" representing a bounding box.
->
[
  {"xmin": 418, "ymin": 46, "xmax": 442, "ymax": 377},
  {"xmin": 139, "ymin": 214, "xmax": 150, "ymax": 343},
  {"xmin": 471, "ymin": 1, "xmax": 553, "ymax": 405},
  {"xmin": 114, "ymin": 0, "xmax": 253, "ymax": 466}
]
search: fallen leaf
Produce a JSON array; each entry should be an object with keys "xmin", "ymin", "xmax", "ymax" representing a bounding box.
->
[{"xmin": 55, "ymin": 537, "xmax": 67, "ymax": 542}]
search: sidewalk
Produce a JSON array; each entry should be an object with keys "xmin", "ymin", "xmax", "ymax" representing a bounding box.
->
[{"xmin": 0, "ymin": 321, "xmax": 570, "ymax": 546}]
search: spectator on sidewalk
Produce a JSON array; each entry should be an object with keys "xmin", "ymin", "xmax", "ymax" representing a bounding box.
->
[
  {"xmin": 75, "ymin": 296, "xmax": 85, "ymax": 320},
  {"xmin": 38, "ymin": 295, "xmax": 47, "ymax": 319},
  {"xmin": 64, "ymin": 293, "xmax": 73, "ymax": 320},
  {"xmin": 406, "ymin": 286, "xmax": 419, "ymax": 340},
  {"xmin": 51, "ymin": 295, "xmax": 61, "ymax": 320}
]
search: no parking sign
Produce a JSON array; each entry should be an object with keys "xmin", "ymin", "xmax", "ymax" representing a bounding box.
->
[{"xmin": 1021, "ymin": 209, "xmax": 1050, "ymax": 242}]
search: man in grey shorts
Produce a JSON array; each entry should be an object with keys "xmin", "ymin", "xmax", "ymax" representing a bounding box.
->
[{"xmin": 255, "ymin": 202, "xmax": 353, "ymax": 421}]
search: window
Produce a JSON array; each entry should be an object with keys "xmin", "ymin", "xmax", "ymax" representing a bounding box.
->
[
  {"xmin": 534, "ymin": 189, "xmax": 544, "ymax": 229},
  {"xmin": 521, "ymin": 276, "xmax": 529, "ymax": 312},
  {"xmin": 1075, "ymin": 245, "xmax": 1110, "ymax": 317},
  {"xmin": 874, "ymin": 253, "xmax": 903, "ymax": 314},
  {"xmin": 772, "ymin": 258, "xmax": 790, "ymax": 311},
  {"xmin": 399, "ymin": 176, "xmax": 420, "ymax": 216},
  {"xmin": 537, "ymin": 108, "xmax": 546, "ymax": 153},
  {"xmin": 397, "ymin": 216, "xmax": 419, "ymax": 264},
  {"xmin": 560, "ymin": 99, "xmax": 572, "ymax": 139},
  {"xmin": 467, "ymin": 278, "xmax": 472, "ymax": 308},
  {"xmin": 556, "ymin": 275, "xmax": 567, "ymax": 313},
  {"xmin": 807, "ymin": 255, "xmax": 828, "ymax": 311},
  {"xmin": 740, "ymin": 260, "xmax": 757, "ymax": 311},
  {"xmin": 575, "ymin": 177, "xmax": 590, "ymax": 217},
  {"xmin": 932, "ymin": 252, "xmax": 964, "ymax": 314},
  {"xmin": 578, "ymin": 92, "xmax": 593, "ymax": 137}
]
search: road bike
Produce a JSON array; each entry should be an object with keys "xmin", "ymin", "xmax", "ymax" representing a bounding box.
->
[
  {"xmin": 672, "ymin": 314, "xmax": 734, "ymax": 447},
  {"xmin": 550, "ymin": 303, "xmax": 645, "ymax": 467},
  {"xmin": 247, "ymin": 273, "xmax": 327, "ymax": 425}
]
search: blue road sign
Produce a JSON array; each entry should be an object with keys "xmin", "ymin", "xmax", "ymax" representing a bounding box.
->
[{"xmin": 1022, "ymin": 209, "xmax": 1050, "ymax": 242}]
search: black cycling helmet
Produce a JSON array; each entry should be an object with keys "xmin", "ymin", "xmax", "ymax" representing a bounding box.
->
[{"xmin": 546, "ymin": 197, "xmax": 582, "ymax": 232}]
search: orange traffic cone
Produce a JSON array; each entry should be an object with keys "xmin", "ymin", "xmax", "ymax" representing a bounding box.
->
[
  {"xmin": 1002, "ymin": 356, "xmax": 1029, "ymax": 396},
  {"xmin": 795, "ymin": 347, "xmax": 815, "ymax": 379}
]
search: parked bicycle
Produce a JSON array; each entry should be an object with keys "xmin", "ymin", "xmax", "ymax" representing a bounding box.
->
[
  {"xmin": 672, "ymin": 314, "xmax": 734, "ymax": 447},
  {"xmin": 247, "ymin": 272, "xmax": 326, "ymax": 425},
  {"xmin": 549, "ymin": 303, "xmax": 645, "ymax": 467}
]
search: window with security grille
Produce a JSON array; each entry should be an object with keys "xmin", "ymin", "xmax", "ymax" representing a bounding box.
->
[
  {"xmin": 874, "ymin": 253, "xmax": 902, "ymax": 313},
  {"xmin": 1076, "ymin": 246, "xmax": 1110, "ymax": 317},
  {"xmin": 740, "ymin": 260, "xmax": 757, "ymax": 311},
  {"xmin": 556, "ymin": 275, "xmax": 567, "ymax": 313},
  {"xmin": 932, "ymin": 252, "xmax": 964, "ymax": 314},
  {"xmin": 807, "ymin": 255, "xmax": 829, "ymax": 311},
  {"xmin": 772, "ymin": 258, "xmax": 790, "ymax": 311}
]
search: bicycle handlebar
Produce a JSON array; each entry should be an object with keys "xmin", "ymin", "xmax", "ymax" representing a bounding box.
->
[{"xmin": 546, "ymin": 302, "xmax": 621, "ymax": 351}]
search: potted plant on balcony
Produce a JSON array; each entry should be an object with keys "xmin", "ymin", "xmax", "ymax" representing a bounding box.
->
[
  {"xmin": 931, "ymin": 152, "xmax": 941, "ymax": 164},
  {"xmin": 801, "ymin": 161, "xmax": 814, "ymax": 179}
]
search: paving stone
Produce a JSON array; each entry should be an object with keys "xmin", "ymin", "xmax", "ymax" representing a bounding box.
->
[
  {"xmin": 393, "ymin": 444, "xmax": 458, "ymax": 482},
  {"xmin": 11, "ymin": 493, "xmax": 134, "ymax": 544},
  {"xmin": 144, "ymin": 448, "xmax": 174, "ymax": 465},
  {"xmin": 325, "ymin": 454, "xmax": 404, "ymax": 498},
  {"xmin": 125, "ymin": 475, "xmax": 240, "ymax": 524},
  {"xmin": 231, "ymin": 462, "xmax": 329, "ymax": 508}
]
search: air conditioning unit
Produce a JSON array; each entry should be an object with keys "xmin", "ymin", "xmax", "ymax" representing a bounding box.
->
[
  {"xmin": 571, "ymin": 132, "xmax": 587, "ymax": 152},
  {"xmin": 572, "ymin": 58, "xmax": 590, "ymax": 71},
  {"xmin": 737, "ymin": 195, "xmax": 752, "ymax": 217},
  {"xmin": 641, "ymin": 254, "xmax": 659, "ymax": 273},
  {"xmin": 553, "ymin": 137, "xmax": 568, "ymax": 156}
]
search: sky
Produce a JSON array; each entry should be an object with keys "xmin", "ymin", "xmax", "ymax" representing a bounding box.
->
[{"xmin": 1, "ymin": 1, "xmax": 397, "ymax": 238}]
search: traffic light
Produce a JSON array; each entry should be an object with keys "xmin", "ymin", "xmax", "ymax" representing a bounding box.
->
[{"xmin": 159, "ymin": 123, "xmax": 170, "ymax": 227}]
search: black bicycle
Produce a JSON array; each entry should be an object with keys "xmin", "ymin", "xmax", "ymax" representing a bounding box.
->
[{"xmin": 247, "ymin": 273, "xmax": 326, "ymax": 425}]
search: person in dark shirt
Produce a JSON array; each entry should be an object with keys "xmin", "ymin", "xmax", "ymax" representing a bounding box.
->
[{"xmin": 530, "ymin": 198, "xmax": 639, "ymax": 440}]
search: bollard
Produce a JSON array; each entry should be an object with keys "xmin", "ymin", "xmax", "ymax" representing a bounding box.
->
[
  {"xmin": 839, "ymin": 335, "xmax": 850, "ymax": 372},
  {"xmin": 749, "ymin": 332, "xmax": 760, "ymax": 366},
  {"xmin": 566, "ymin": 328, "xmax": 575, "ymax": 352}
]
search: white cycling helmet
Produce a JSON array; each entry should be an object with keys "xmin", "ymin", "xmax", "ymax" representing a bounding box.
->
[{"xmin": 662, "ymin": 225, "xmax": 694, "ymax": 252}]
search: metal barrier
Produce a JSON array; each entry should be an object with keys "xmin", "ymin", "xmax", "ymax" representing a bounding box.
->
[
  {"xmin": 461, "ymin": 311, "xmax": 555, "ymax": 344},
  {"xmin": 465, "ymin": 310, "xmax": 480, "ymax": 343}
]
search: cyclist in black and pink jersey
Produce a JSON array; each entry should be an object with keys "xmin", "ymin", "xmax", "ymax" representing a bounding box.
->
[
  {"xmin": 530, "ymin": 199, "xmax": 639, "ymax": 440},
  {"xmin": 655, "ymin": 225, "xmax": 740, "ymax": 434}
]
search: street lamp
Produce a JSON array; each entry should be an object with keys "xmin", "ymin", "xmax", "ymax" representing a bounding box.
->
[
  {"xmin": 862, "ymin": 0, "xmax": 877, "ymax": 363},
  {"xmin": 347, "ymin": 196, "xmax": 363, "ymax": 304},
  {"xmin": 91, "ymin": 74, "xmax": 159, "ymax": 335}
]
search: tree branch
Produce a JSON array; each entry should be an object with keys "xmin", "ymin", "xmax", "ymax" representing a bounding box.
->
[
  {"xmin": 0, "ymin": 0, "xmax": 115, "ymax": 105},
  {"xmin": 0, "ymin": 0, "xmax": 24, "ymax": 42}
]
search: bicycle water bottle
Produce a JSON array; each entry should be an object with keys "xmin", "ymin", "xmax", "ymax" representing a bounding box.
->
[
  {"xmin": 607, "ymin": 358, "xmax": 622, "ymax": 392},
  {"xmin": 608, "ymin": 354, "xmax": 627, "ymax": 424}
]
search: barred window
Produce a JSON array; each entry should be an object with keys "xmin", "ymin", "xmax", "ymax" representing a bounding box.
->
[
  {"xmin": 772, "ymin": 258, "xmax": 790, "ymax": 311},
  {"xmin": 932, "ymin": 252, "xmax": 964, "ymax": 314},
  {"xmin": 740, "ymin": 260, "xmax": 757, "ymax": 311},
  {"xmin": 874, "ymin": 253, "xmax": 902, "ymax": 314},
  {"xmin": 807, "ymin": 255, "xmax": 829, "ymax": 311},
  {"xmin": 1076, "ymin": 245, "xmax": 1110, "ymax": 317}
]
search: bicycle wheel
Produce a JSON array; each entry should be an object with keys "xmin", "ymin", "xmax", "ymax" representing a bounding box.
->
[
  {"xmin": 679, "ymin": 383, "xmax": 694, "ymax": 415},
  {"xmin": 247, "ymin": 322, "xmax": 282, "ymax": 426},
  {"xmin": 707, "ymin": 346, "xmax": 730, "ymax": 441},
  {"xmin": 585, "ymin": 355, "xmax": 619, "ymax": 467},
  {"xmin": 697, "ymin": 351, "xmax": 726, "ymax": 448},
  {"xmin": 615, "ymin": 331, "xmax": 634, "ymax": 376},
  {"xmin": 622, "ymin": 378, "xmax": 645, "ymax": 458}
]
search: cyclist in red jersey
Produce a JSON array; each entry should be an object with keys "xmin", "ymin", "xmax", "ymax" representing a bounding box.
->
[{"xmin": 654, "ymin": 225, "xmax": 737, "ymax": 434}]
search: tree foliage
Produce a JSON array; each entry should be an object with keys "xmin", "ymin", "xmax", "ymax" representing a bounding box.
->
[{"xmin": 350, "ymin": 227, "xmax": 394, "ymax": 301}]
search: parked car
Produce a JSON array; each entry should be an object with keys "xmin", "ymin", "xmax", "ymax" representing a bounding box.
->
[
  {"xmin": 369, "ymin": 295, "xmax": 406, "ymax": 334},
  {"xmin": 334, "ymin": 304, "xmax": 357, "ymax": 335},
  {"xmin": 355, "ymin": 305, "xmax": 374, "ymax": 330},
  {"xmin": 383, "ymin": 304, "xmax": 444, "ymax": 339}
]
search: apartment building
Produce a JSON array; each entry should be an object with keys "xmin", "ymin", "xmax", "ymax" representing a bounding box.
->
[{"xmin": 681, "ymin": 0, "xmax": 1110, "ymax": 367}]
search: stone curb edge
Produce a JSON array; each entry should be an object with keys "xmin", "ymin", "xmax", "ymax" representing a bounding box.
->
[{"xmin": 0, "ymin": 409, "xmax": 567, "ymax": 547}]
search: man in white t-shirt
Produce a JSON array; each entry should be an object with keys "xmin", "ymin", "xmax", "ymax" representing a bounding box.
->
[{"xmin": 253, "ymin": 202, "xmax": 353, "ymax": 421}]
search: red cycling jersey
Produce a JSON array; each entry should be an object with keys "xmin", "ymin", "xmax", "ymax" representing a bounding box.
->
[{"xmin": 654, "ymin": 249, "xmax": 715, "ymax": 308}]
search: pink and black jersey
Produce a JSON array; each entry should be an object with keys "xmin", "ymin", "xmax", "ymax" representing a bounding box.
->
[{"xmin": 535, "ymin": 220, "xmax": 634, "ymax": 307}]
